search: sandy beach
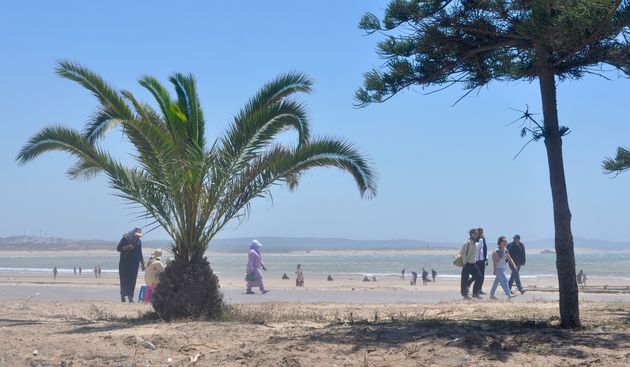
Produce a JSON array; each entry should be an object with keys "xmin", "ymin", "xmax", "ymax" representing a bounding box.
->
[
  {"xmin": 1, "ymin": 298, "xmax": 629, "ymax": 366},
  {"xmin": 1, "ymin": 263, "xmax": 629, "ymax": 366}
]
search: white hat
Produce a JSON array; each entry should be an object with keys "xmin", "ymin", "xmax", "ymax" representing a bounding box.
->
[
  {"xmin": 152, "ymin": 249, "xmax": 162, "ymax": 259},
  {"xmin": 252, "ymin": 239, "xmax": 263, "ymax": 247}
]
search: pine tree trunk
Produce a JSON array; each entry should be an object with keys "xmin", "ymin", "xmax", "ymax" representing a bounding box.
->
[{"xmin": 538, "ymin": 69, "xmax": 581, "ymax": 329}]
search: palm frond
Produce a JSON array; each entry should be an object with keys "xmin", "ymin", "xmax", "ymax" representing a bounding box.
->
[
  {"xmin": 221, "ymin": 98, "xmax": 310, "ymax": 165},
  {"xmin": 170, "ymin": 73, "xmax": 206, "ymax": 151},
  {"xmin": 234, "ymin": 72, "xmax": 313, "ymax": 124},
  {"xmin": 280, "ymin": 138, "xmax": 377, "ymax": 199},
  {"xmin": 56, "ymin": 61, "xmax": 134, "ymax": 142},
  {"xmin": 121, "ymin": 90, "xmax": 167, "ymax": 128},
  {"xmin": 138, "ymin": 76, "xmax": 188, "ymax": 144},
  {"xmin": 121, "ymin": 118, "xmax": 175, "ymax": 181},
  {"xmin": 16, "ymin": 126, "xmax": 97, "ymax": 166}
]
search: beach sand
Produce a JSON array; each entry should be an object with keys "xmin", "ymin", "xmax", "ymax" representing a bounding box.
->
[
  {"xmin": 1, "ymin": 267, "xmax": 629, "ymax": 366},
  {"xmin": 0, "ymin": 299, "xmax": 629, "ymax": 366}
]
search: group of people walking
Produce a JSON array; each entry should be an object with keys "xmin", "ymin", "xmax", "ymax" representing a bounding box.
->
[
  {"xmin": 114, "ymin": 229, "xmax": 531, "ymax": 301},
  {"xmin": 459, "ymin": 227, "xmax": 526, "ymax": 300},
  {"xmin": 406, "ymin": 268, "xmax": 437, "ymax": 285},
  {"xmin": 52, "ymin": 265, "xmax": 102, "ymax": 279}
]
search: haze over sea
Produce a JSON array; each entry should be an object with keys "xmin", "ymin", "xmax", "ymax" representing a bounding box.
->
[{"xmin": 2, "ymin": 251, "xmax": 629, "ymax": 281}]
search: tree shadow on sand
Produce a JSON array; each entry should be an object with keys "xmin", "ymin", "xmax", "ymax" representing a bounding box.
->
[
  {"xmin": 271, "ymin": 318, "xmax": 630, "ymax": 363},
  {"xmin": 55, "ymin": 311, "xmax": 161, "ymax": 335},
  {"xmin": 0, "ymin": 318, "xmax": 46, "ymax": 327}
]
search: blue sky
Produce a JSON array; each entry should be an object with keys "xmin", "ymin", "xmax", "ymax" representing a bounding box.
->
[{"xmin": 1, "ymin": 1, "xmax": 629, "ymax": 243}]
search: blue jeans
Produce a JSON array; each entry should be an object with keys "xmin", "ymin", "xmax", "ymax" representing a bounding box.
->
[
  {"xmin": 508, "ymin": 264, "xmax": 523, "ymax": 291},
  {"xmin": 490, "ymin": 268, "xmax": 510, "ymax": 297}
]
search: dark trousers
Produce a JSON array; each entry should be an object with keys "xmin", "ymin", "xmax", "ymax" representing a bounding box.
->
[
  {"xmin": 461, "ymin": 263, "xmax": 482, "ymax": 296},
  {"xmin": 119, "ymin": 261, "xmax": 140, "ymax": 298},
  {"xmin": 475, "ymin": 260, "xmax": 486, "ymax": 291}
]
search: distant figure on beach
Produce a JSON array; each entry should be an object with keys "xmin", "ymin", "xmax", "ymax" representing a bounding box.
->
[
  {"xmin": 282, "ymin": 273, "xmax": 290, "ymax": 280},
  {"xmin": 73, "ymin": 266, "xmax": 77, "ymax": 276},
  {"xmin": 411, "ymin": 271, "xmax": 418, "ymax": 285},
  {"xmin": 363, "ymin": 274, "xmax": 370, "ymax": 282},
  {"xmin": 460, "ymin": 228, "xmax": 483, "ymax": 299},
  {"xmin": 53, "ymin": 266, "xmax": 58, "ymax": 279},
  {"xmin": 79, "ymin": 267, "xmax": 82, "ymax": 275},
  {"xmin": 117, "ymin": 227, "xmax": 145, "ymax": 303},
  {"xmin": 577, "ymin": 269, "xmax": 584, "ymax": 285},
  {"xmin": 401, "ymin": 268, "xmax": 405, "ymax": 280},
  {"xmin": 507, "ymin": 234, "xmax": 526, "ymax": 295},
  {"xmin": 372, "ymin": 276, "xmax": 377, "ymax": 282},
  {"xmin": 422, "ymin": 268, "xmax": 429, "ymax": 285},
  {"xmin": 93, "ymin": 266, "xmax": 98, "ymax": 279},
  {"xmin": 431, "ymin": 269, "xmax": 437, "ymax": 282},
  {"xmin": 295, "ymin": 264, "xmax": 304, "ymax": 287},
  {"xmin": 582, "ymin": 272, "xmax": 587, "ymax": 286},
  {"xmin": 327, "ymin": 274, "xmax": 334, "ymax": 281},
  {"xmin": 245, "ymin": 240, "xmax": 268, "ymax": 294},
  {"xmin": 97, "ymin": 265, "xmax": 102, "ymax": 278},
  {"xmin": 490, "ymin": 236, "xmax": 516, "ymax": 300}
]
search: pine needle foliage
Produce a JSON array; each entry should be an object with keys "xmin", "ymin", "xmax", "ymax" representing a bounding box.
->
[{"xmin": 357, "ymin": 0, "xmax": 630, "ymax": 329}]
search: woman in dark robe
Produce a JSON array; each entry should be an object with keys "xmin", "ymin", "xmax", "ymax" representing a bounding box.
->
[{"xmin": 117, "ymin": 227, "xmax": 145, "ymax": 302}]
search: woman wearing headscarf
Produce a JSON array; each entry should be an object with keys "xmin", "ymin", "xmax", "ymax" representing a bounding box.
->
[
  {"xmin": 117, "ymin": 227, "xmax": 145, "ymax": 302},
  {"xmin": 245, "ymin": 240, "xmax": 268, "ymax": 294}
]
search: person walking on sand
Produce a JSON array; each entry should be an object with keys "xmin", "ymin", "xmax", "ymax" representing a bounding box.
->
[
  {"xmin": 422, "ymin": 268, "xmax": 429, "ymax": 285},
  {"xmin": 460, "ymin": 228, "xmax": 483, "ymax": 299},
  {"xmin": 245, "ymin": 240, "xmax": 268, "ymax": 294},
  {"xmin": 97, "ymin": 265, "xmax": 102, "ymax": 278},
  {"xmin": 117, "ymin": 227, "xmax": 145, "ymax": 303},
  {"xmin": 93, "ymin": 266, "xmax": 98, "ymax": 279},
  {"xmin": 476, "ymin": 227, "xmax": 488, "ymax": 295},
  {"xmin": 431, "ymin": 269, "xmax": 437, "ymax": 282},
  {"xmin": 401, "ymin": 267, "xmax": 405, "ymax": 280},
  {"xmin": 465, "ymin": 229, "xmax": 487, "ymax": 295},
  {"xmin": 79, "ymin": 267, "xmax": 82, "ymax": 275},
  {"xmin": 411, "ymin": 270, "xmax": 418, "ymax": 285},
  {"xmin": 53, "ymin": 266, "xmax": 58, "ymax": 280},
  {"xmin": 490, "ymin": 236, "xmax": 517, "ymax": 300},
  {"xmin": 507, "ymin": 234, "xmax": 527, "ymax": 295},
  {"xmin": 577, "ymin": 269, "xmax": 584, "ymax": 285},
  {"xmin": 73, "ymin": 266, "xmax": 77, "ymax": 276},
  {"xmin": 295, "ymin": 264, "xmax": 304, "ymax": 287}
]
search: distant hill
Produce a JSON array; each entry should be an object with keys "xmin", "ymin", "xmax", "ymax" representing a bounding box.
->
[
  {"xmin": 207, "ymin": 237, "xmax": 458, "ymax": 252},
  {"xmin": 0, "ymin": 235, "xmax": 626, "ymax": 252},
  {"xmin": 0, "ymin": 235, "xmax": 456, "ymax": 252}
]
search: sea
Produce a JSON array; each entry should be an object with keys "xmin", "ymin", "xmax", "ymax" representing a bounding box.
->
[{"xmin": 1, "ymin": 251, "xmax": 629, "ymax": 281}]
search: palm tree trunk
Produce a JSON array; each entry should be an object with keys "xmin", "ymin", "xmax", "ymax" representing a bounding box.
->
[{"xmin": 539, "ymin": 69, "xmax": 581, "ymax": 329}]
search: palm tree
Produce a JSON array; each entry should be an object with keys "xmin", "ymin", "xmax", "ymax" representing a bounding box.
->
[{"xmin": 16, "ymin": 62, "xmax": 377, "ymax": 319}]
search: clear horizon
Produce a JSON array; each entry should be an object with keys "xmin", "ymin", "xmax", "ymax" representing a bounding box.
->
[
  {"xmin": 1, "ymin": 233, "xmax": 627, "ymax": 246},
  {"xmin": 2, "ymin": 2, "xmax": 630, "ymax": 243}
]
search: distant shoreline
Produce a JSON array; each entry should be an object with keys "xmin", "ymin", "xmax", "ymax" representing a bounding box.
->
[{"xmin": 1, "ymin": 247, "xmax": 628, "ymax": 257}]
